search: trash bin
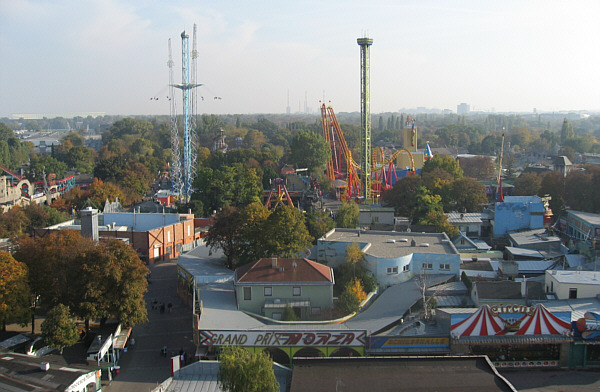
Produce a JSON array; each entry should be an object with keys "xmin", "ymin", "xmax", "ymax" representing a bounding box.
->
[{"xmin": 114, "ymin": 366, "xmax": 120, "ymax": 376}]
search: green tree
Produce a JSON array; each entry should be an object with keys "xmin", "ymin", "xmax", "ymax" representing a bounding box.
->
[
  {"xmin": 382, "ymin": 175, "xmax": 423, "ymax": 217},
  {"xmin": 218, "ymin": 346, "xmax": 279, "ymax": 392},
  {"xmin": 0, "ymin": 252, "xmax": 31, "ymax": 332},
  {"xmin": 447, "ymin": 177, "xmax": 487, "ymax": 212},
  {"xmin": 419, "ymin": 211, "xmax": 459, "ymax": 239},
  {"xmin": 289, "ymin": 130, "xmax": 330, "ymax": 173},
  {"xmin": 41, "ymin": 304, "xmax": 79, "ymax": 353},
  {"xmin": 205, "ymin": 206, "xmax": 244, "ymax": 269},
  {"xmin": 422, "ymin": 154, "xmax": 463, "ymax": 180},
  {"xmin": 263, "ymin": 206, "xmax": 312, "ymax": 258},
  {"xmin": 80, "ymin": 239, "xmax": 149, "ymax": 327},
  {"xmin": 305, "ymin": 209, "xmax": 335, "ymax": 244},
  {"xmin": 335, "ymin": 202, "xmax": 359, "ymax": 228},
  {"xmin": 560, "ymin": 118, "xmax": 575, "ymax": 143},
  {"xmin": 282, "ymin": 303, "xmax": 298, "ymax": 321},
  {"xmin": 514, "ymin": 172, "xmax": 542, "ymax": 196}
]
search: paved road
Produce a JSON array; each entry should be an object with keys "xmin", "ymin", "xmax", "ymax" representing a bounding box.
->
[
  {"xmin": 500, "ymin": 369, "xmax": 600, "ymax": 392},
  {"xmin": 104, "ymin": 259, "xmax": 195, "ymax": 392}
]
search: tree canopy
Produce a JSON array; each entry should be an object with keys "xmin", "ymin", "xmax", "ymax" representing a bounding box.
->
[
  {"xmin": 218, "ymin": 346, "xmax": 279, "ymax": 392},
  {"xmin": 15, "ymin": 231, "xmax": 148, "ymax": 327},
  {"xmin": 41, "ymin": 304, "xmax": 79, "ymax": 353},
  {"xmin": 0, "ymin": 252, "xmax": 31, "ymax": 331}
]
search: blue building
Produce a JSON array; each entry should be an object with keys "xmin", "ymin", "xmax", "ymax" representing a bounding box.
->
[
  {"xmin": 493, "ymin": 196, "xmax": 545, "ymax": 237},
  {"xmin": 316, "ymin": 229, "xmax": 460, "ymax": 287}
]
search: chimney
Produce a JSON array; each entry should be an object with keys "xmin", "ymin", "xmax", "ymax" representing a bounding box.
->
[
  {"xmin": 411, "ymin": 239, "xmax": 416, "ymax": 247},
  {"xmin": 521, "ymin": 276, "xmax": 527, "ymax": 298},
  {"xmin": 80, "ymin": 207, "xmax": 99, "ymax": 241},
  {"xmin": 271, "ymin": 258, "xmax": 277, "ymax": 268},
  {"xmin": 40, "ymin": 362, "xmax": 50, "ymax": 371}
]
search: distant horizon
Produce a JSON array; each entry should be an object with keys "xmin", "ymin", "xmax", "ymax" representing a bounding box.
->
[{"xmin": 4, "ymin": 107, "xmax": 599, "ymax": 122}]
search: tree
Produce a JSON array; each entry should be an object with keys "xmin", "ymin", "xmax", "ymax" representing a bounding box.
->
[
  {"xmin": 218, "ymin": 345, "xmax": 279, "ymax": 392},
  {"xmin": 305, "ymin": 209, "xmax": 335, "ymax": 244},
  {"xmin": 205, "ymin": 206, "xmax": 244, "ymax": 269},
  {"xmin": 80, "ymin": 239, "xmax": 149, "ymax": 327},
  {"xmin": 335, "ymin": 202, "xmax": 359, "ymax": 228},
  {"xmin": 561, "ymin": 118, "xmax": 575, "ymax": 143},
  {"xmin": 41, "ymin": 304, "xmax": 79, "ymax": 353},
  {"xmin": 539, "ymin": 172, "xmax": 565, "ymax": 215},
  {"xmin": 447, "ymin": 177, "xmax": 487, "ymax": 212},
  {"xmin": 282, "ymin": 303, "xmax": 298, "ymax": 321},
  {"xmin": 15, "ymin": 231, "xmax": 148, "ymax": 328},
  {"xmin": 0, "ymin": 252, "xmax": 31, "ymax": 332},
  {"xmin": 262, "ymin": 206, "xmax": 312, "ymax": 258},
  {"xmin": 419, "ymin": 211, "xmax": 459, "ymax": 239},
  {"xmin": 514, "ymin": 173, "xmax": 542, "ymax": 196},
  {"xmin": 382, "ymin": 175, "xmax": 423, "ymax": 217},
  {"xmin": 459, "ymin": 156, "xmax": 495, "ymax": 179},
  {"xmin": 336, "ymin": 278, "xmax": 365, "ymax": 314},
  {"xmin": 422, "ymin": 154, "xmax": 463, "ymax": 180},
  {"xmin": 289, "ymin": 130, "xmax": 330, "ymax": 173},
  {"xmin": 345, "ymin": 243, "xmax": 364, "ymax": 278}
]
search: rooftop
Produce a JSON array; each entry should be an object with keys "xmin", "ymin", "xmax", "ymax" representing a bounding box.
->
[
  {"xmin": 235, "ymin": 258, "xmax": 333, "ymax": 284},
  {"xmin": 321, "ymin": 229, "xmax": 459, "ymax": 258},
  {"xmin": 289, "ymin": 356, "xmax": 516, "ymax": 392},
  {"xmin": 447, "ymin": 212, "xmax": 484, "ymax": 224},
  {"xmin": 0, "ymin": 353, "xmax": 106, "ymax": 391},
  {"xmin": 546, "ymin": 270, "xmax": 600, "ymax": 285},
  {"xmin": 474, "ymin": 280, "xmax": 545, "ymax": 301},
  {"xmin": 567, "ymin": 210, "xmax": 600, "ymax": 226},
  {"xmin": 508, "ymin": 229, "xmax": 561, "ymax": 246}
]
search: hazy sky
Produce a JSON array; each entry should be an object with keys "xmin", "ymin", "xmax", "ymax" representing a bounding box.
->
[{"xmin": 1, "ymin": 0, "xmax": 599, "ymax": 118}]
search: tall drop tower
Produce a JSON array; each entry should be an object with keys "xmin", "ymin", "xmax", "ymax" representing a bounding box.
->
[
  {"xmin": 357, "ymin": 36, "xmax": 373, "ymax": 199},
  {"xmin": 170, "ymin": 26, "xmax": 202, "ymax": 203}
]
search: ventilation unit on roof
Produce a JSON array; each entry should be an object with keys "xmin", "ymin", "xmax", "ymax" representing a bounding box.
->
[
  {"xmin": 398, "ymin": 238, "xmax": 408, "ymax": 242},
  {"xmin": 386, "ymin": 239, "xmax": 396, "ymax": 243},
  {"xmin": 419, "ymin": 243, "xmax": 430, "ymax": 247}
]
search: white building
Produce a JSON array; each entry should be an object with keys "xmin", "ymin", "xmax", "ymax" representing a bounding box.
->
[{"xmin": 545, "ymin": 270, "xmax": 600, "ymax": 300}]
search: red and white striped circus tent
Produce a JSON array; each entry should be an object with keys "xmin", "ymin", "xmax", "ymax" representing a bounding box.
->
[
  {"xmin": 451, "ymin": 305, "xmax": 505, "ymax": 337},
  {"xmin": 514, "ymin": 304, "xmax": 571, "ymax": 335}
]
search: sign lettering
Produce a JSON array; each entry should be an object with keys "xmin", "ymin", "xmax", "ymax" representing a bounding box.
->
[{"xmin": 200, "ymin": 330, "xmax": 366, "ymax": 347}]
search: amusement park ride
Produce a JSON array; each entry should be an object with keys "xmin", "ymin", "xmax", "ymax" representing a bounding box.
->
[{"xmin": 320, "ymin": 103, "xmax": 426, "ymax": 203}]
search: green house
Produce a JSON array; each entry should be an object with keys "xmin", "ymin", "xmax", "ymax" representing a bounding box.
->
[{"xmin": 234, "ymin": 258, "xmax": 334, "ymax": 320}]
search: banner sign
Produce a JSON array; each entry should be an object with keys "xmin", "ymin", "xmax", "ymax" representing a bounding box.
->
[{"xmin": 198, "ymin": 330, "xmax": 366, "ymax": 347}]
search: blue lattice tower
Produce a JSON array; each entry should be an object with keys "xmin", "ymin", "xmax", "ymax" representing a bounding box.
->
[{"xmin": 173, "ymin": 29, "xmax": 202, "ymax": 203}]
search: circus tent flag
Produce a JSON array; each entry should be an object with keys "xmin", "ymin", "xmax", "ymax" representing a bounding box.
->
[
  {"xmin": 514, "ymin": 304, "xmax": 571, "ymax": 335},
  {"xmin": 451, "ymin": 305, "xmax": 504, "ymax": 337},
  {"xmin": 424, "ymin": 143, "xmax": 433, "ymax": 160}
]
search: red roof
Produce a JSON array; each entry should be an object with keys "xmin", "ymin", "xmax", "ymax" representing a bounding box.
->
[{"xmin": 235, "ymin": 258, "xmax": 333, "ymax": 284}]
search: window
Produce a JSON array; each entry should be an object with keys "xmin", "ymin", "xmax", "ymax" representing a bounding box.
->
[
  {"xmin": 311, "ymin": 307, "xmax": 321, "ymax": 314},
  {"xmin": 440, "ymin": 263, "xmax": 450, "ymax": 271},
  {"xmin": 387, "ymin": 266, "xmax": 398, "ymax": 274},
  {"xmin": 423, "ymin": 263, "xmax": 433, "ymax": 270},
  {"xmin": 187, "ymin": 225, "xmax": 191, "ymax": 236},
  {"xmin": 293, "ymin": 286, "xmax": 301, "ymax": 296},
  {"xmin": 272, "ymin": 312, "xmax": 282, "ymax": 320},
  {"xmin": 167, "ymin": 231, "xmax": 171, "ymax": 242},
  {"xmin": 569, "ymin": 288, "xmax": 578, "ymax": 299},
  {"xmin": 403, "ymin": 265, "xmax": 409, "ymax": 272},
  {"xmin": 243, "ymin": 287, "xmax": 252, "ymax": 300},
  {"xmin": 264, "ymin": 287, "xmax": 272, "ymax": 296}
]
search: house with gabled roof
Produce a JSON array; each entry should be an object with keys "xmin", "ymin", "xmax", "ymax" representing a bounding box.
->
[{"xmin": 234, "ymin": 257, "xmax": 334, "ymax": 320}]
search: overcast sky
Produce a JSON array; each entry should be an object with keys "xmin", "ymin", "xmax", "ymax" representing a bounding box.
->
[{"xmin": 1, "ymin": 0, "xmax": 599, "ymax": 118}]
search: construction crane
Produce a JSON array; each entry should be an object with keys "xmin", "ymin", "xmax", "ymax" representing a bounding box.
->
[{"xmin": 496, "ymin": 133, "xmax": 505, "ymax": 202}]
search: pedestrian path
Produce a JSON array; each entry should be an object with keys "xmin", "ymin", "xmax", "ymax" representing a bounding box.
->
[{"xmin": 104, "ymin": 259, "xmax": 195, "ymax": 392}]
